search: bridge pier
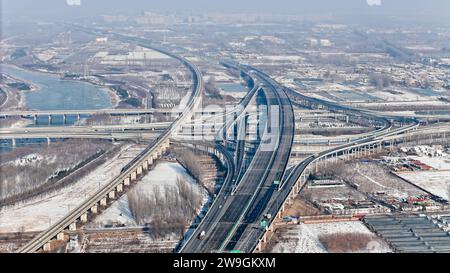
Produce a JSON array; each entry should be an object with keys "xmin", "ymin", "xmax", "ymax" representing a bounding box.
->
[
  {"xmin": 33, "ymin": 115, "xmax": 38, "ymax": 124},
  {"xmin": 80, "ymin": 213, "xmax": 88, "ymax": 223},
  {"xmin": 116, "ymin": 183, "xmax": 123, "ymax": 192},
  {"xmin": 137, "ymin": 165, "xmax": 143, "ymax": 176},
  {"xmin": 63, "ymin": 114, "xmax": 67, "ymax": 124},
  {"xmin": 124, "ymin": 176, "xmax": 130, "ymax": 186},
  {"xmin": 48, "ymin": 115, "xmax": 52, "ymax": 124},
  {"xmin": 69, "ymin": 222, "xmax": 77, "ymax": 231},
  {"xmin": 11, "ymin": 138, "xmax": 16, "ymax": 147},
  {"xmin": 43, "ymin": 242, "xmax": 52, "ymax": 252},
  {"xmin": 90, "ymin": 205, "xmax": 98, "ymax": 214},
  {"xmin": 130, "ymin": 171, "xmax": 137, "ymax": 181},
  {"xmin": 108, "ymin": 191, "xmax": 115, "ymax": 199},
  {"xmin": 57, "ymin": 232, "xmax": 66, "ymax": 241},
  {"xmin": 100, "ymin": 197, "xmax": 107, "ymax": 206},
  {"xmin": 143, "ymin": 159, "xmax": 149, "ymax": 171}
]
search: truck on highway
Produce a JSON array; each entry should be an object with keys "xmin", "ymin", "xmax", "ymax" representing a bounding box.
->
[{"xmin": 273, "ymin": 180, "xmax": 280, "ymax": 191}]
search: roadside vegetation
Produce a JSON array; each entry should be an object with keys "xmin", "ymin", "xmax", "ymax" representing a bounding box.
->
[
  {"xmin": 0, "ymin": 140, "xmax": 117, "ymax": 205},
  {"xmin": 318, "ymin": 232, "xmax": 374, "ymax": 253},
  {"xmin": 127, "ymin": 177, "xmax": 203, "ymax": 238}
]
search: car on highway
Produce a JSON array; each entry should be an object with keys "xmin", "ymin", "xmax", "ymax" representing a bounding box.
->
[{"xmin": 198, "ymin": 230, "xmax": 206, "ymax": 240}]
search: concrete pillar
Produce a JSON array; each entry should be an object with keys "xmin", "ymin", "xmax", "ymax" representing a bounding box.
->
[
  {"xmin": 143, "ymin": 160, "xmax": 149, "ymax": 171},
  {"xmin": 91, "ymin": 205, "xmax": 98, "ymax": 214},
  {"xmin": 137, "ymin": 165, "xmax": 143, "ymax": 175},
  {"xmin": 47, "ymin": 137, "xmax": 51, "ymax": 145},
  {"xmin": 11, "ymin": 139, "xmax": 16, "ymax": 147},
  {"xmin": 77, "ymin": 114, "xmax": 81, "ymax": 121},
  {"xmin": 81, "ymin": 213, "xmax": 88, "ymax": 223},
  {"xmin": 100, "ymin": 197, "xmax": 107, "ymax": 206},
  {"xmin": 63, "ymin": 114, "xmax": 67, "ymax": 124},
  {"xmin": 48, "ymin": 115, "xmax": 53, "ymax": 124},
  {"xmin": 124, "ymin": 176, "xmax": 130, "ymax": 186},
  {"xmin": 34, "ymin": 114, "xmax": 38, "ymax": 124},
  {"xmin": 117, "ymin": 183, "xmax": 123, "ymax": 192},
  {"xmin": 108, "ymin": 191, "xmax": 115, "ymax": 199},
  {"xmin": 43, "ymin": 243, "xmax": 52, "ymax": 252},
  {"xmin": 57, "ymin": 232, "xmax": 65, "ymax": 241},
  {"xmin": 131, "ymin": 171, "xmax": 137, "ymax": 181},
  {"xmin": 69, "ymin": 222, "xmax": 77, "ymax": 231}
]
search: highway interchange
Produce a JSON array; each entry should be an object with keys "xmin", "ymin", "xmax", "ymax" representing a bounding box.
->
[{"xmin": 7, "ymin": 27, "xmax": 449, "ymax": 253}]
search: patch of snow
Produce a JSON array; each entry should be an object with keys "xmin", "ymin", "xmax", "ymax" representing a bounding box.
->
[
  {"xmin": 0, "ymin": 144, "xmax": 142, "ymax": 233},
  {"xmin": 270, "ymin": 221, "xmax": 392, "ymax": 253},
  {"xmin": 91, "ymin": 161, "xmax": 208, "ymax": 227},
  {"xmin": 396, "ymin": 170, "xmax": 450, "ymax": 201}
]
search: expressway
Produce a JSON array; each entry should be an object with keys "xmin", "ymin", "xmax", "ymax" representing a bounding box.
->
[
  {"xmin": 182, "ymin": 62, "xmax": 428, "ymax": 253},
  {"xmin": 0, "ymin": 122, "xmax": 170, "ymax": 141},
  {"xmin": 17, "ymin": 31, "xmax": 203, "ymax": 253},
  {"xmin": 181, "ymin": 63, "xmax": 294, "ymax": 253},
  {"xmin": 0, "ymin": 108, "xmax": 175, "ymax": 118}
]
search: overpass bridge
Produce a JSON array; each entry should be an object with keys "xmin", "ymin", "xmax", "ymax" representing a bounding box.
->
[
  {"xmin": 17, "ymin": 32, "xmax": 203, "ymax": 253},
  {"xmin": 0, "ymin": 122, "xmax": 171, "ymax": 144},
  {"xmin": 0, "ymin": 108, "xmax": 226, "ymax": 123}
]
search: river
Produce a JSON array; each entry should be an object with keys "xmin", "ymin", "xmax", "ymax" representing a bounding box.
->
[
  {"xmin": 1, "ymin": 65, "xmax": 112, "ymax": 111},
  {"xmin": 0, "ymin": 64, "xmax": 114, "ymax": 150}
]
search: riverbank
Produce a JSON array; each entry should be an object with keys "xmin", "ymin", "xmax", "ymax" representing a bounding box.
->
[{"xmin": 1, "ymin": 63, "xmax": 116, "ymax": 110}]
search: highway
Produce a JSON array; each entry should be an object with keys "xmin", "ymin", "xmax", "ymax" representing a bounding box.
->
[
  {"xmin": 181, "ymin": 63, "xmax": 294, "ymax": 253},
  {"xmin": 0, "ymin": 122, "xmax": 170, "ymax": 141},
  {"xmin": 219, "ymin": 67, "xmax": 295, "ymax": 252},
  {"xmin": 244, "ymin": 120, "xmax": 423, "ymax": 253},
  {"xmin": 17, "ymin": 30, "xmax": 203, "ymax": 253},
  {"xmin": 0, "ymin": 108, "xmax": 174, "ymax": 118}
]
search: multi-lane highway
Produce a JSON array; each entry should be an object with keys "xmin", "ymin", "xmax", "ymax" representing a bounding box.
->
[{"xmin": 181, "ymin": 63, "xmax": 294, "ymax": 253}]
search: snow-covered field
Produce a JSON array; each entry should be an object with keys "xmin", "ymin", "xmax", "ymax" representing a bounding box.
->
[
  {"xmin": 0, "ymin": 144, "xmax": 143, "ymax": 233},
  {"xmin": 90, "ymin": 161, "xmax": 208, "ymax": 227},
  {"xmin": 270, "ymin": 221, "xmax": 391, "ymax": 253},
  {"xmin": 409, "ymin": 156, "xmax": 450, "ymax": 171},
  {"xmin": 396, "ymin": 170, "xmax": 450, "ymax": 201}
]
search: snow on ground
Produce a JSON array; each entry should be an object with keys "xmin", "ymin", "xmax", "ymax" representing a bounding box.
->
[
  {"xmin": 11, "ymin": 153, "xmax": 43, "ymax": 166},
  {"xmin": 0, "ymin": 144, "xmax": 142, "ymax": 233},
  {"xmin": 409, "ymin": 156, "xmax": 450, "ymax": 171},
  {"xmin": 270, "ymin": 221, "xmax": 392, "ymax": 253},
  {"xmin": 90, "ymin": 161, "xmax": 208, "ymax": 227},
  {"xmin": 396, "ymin": 170, "xmax": 450, "ymax": 201},
  {"xmin": 8, "ymin": 118, "xmax": 33, "ymax": 128}
]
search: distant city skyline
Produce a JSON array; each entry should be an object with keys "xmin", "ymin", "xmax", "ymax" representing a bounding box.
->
[{"xmin": 2, "ymin": 0, "xmax": 450, "ymax": 26}]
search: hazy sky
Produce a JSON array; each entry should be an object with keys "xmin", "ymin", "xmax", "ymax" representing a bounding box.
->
[{"xmin": 2, "ymin": 0, "xmax": 450, "ymax": 26}]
